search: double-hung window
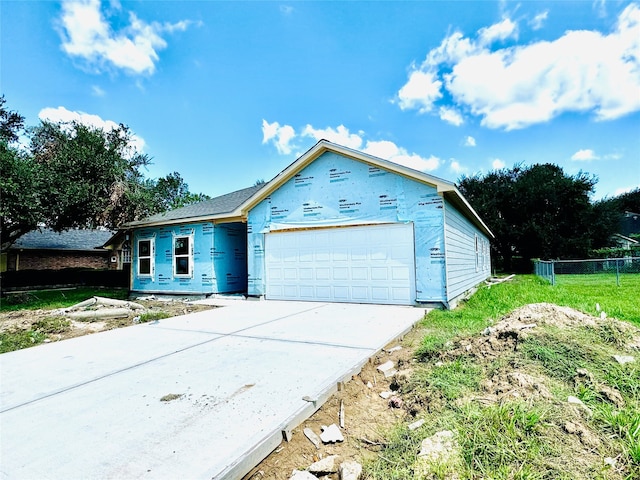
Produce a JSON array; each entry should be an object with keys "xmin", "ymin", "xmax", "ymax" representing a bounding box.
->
[
  {"xmin": 174, "ymin": 235, "xmax": 193, "ymax": 277},
  {"xmin": 138, "ymin": 238, "xmax": 154, "ymax": 277}
]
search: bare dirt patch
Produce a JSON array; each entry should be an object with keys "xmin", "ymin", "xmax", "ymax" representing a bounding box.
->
[
  {"xmin": 243, "ymin": 326, "xmax": 426, "ymax": 480},
  {"xmin": 0, "ymin": 297, "xmax": 215, "ymax": 344}
]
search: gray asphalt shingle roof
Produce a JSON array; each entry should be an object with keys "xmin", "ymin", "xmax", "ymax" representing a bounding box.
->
[
  {"xmin": 124, "ymin": 184, "xmax": 265, "ymax": 227},
  {"xmin": 12, "ymin": 229, "xmax": 114, "ymax": 251}
]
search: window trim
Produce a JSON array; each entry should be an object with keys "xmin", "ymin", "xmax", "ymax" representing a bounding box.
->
[
  {"xmin": 173, "ymin": 234, "xmax": 194, "ymax": 278},
  {"xmin": 475, "ymin": 234, "xmax": 480, "ymax": 273},
  {"xmin": 137, "ymin": 237, "xmax": 155, "ymax": 278}
]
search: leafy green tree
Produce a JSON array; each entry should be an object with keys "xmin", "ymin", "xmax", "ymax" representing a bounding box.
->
[
  {"xmin": 458, "ymin": 164, "xmax": 600, "ymax": 270},
  {"xmin": 28, "ymin": 120, "xmax": 153, "ymax": 231},
  {"xmin": 1, "ymin": 98, "xmax": 209, "ymax": 252},
  {"xmin": 0, "ymin": 98, "xmax": 42, "ymax": 251},
  {"xmin": 150, "ymin": 172, "xmax": 210, "ymax": 212}
]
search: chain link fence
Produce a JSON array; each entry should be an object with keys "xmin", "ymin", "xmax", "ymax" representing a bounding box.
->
[{"xmin": 534, "ymin": 257, "xmax": 640, "ymax": 286}]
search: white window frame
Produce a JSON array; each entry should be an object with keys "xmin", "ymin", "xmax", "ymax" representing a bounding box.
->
[
  {"xmin": 122, "ymin": 245, "xmax": 132, "ymax": 264},
  {"xmin": 173, "ymin": 234, "xmax": 194, "ymax": 278},
  {"xmin": 137, "ymin": 237, "xmax": 155, "ymax": 278}
]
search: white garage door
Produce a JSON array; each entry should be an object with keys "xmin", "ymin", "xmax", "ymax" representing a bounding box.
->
[{"xmin": 265, "ymin": 223, "xmax": 416, "ymax": 305}]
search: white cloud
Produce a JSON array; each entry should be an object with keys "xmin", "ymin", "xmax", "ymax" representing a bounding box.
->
[
  {"xmin": 57, "ymin": 0, "xmax": 194, "ymax": 75},
  {"xmin": 464, "ymin": 135, "xmax": 476, "ymax": 147},
  {"xmin": 439, "ymin": 106, "xmax": 464, "ymax": 126},
  {"xmin": 529, "ymin": 10, "xmax": 549, "ymax": 30},
  {"xmin": 363, "ymin": 140, "xmax": 441, "ymax": 172},
  {"xmin": 38, "ymin": 106, "xmax": 146, "ymax": 153},
  {"xmin": 91, "ymin": 85, "xmax": 106, "ymax": 96},
  {"xmin": 492, "ymin": 158, "xmax": 506, "ymax": 169},
  {"xmin": 478, "ymin": 17, "xmax": 518, "ymax": 45},
  {"xmin": 262, "ymin": 121, "xmax": 441, "ymax": 172},
  {"xmin": 261, "ymin": 119, "xmax": 296, "ymax": 154},
  {"xmin": 571, "ymin": 149, "xmax": 599, "ymax": 161},
  {"xmin": 396, "ymin": 70, "xmax": 442, "ymax": 112},
  {"xmin": 450, "ymin": 159, "xmax": 467, "ymax": 174},
  {"xmin": 397, "ymin": 3, "xmax": 640, "ymax": 129},
  {"xmin": 301, "ymin": 124, "xmax": 363, "ymax": 149}
]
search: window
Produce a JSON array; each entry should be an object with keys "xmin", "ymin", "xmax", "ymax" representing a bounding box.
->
[
  {"xmin": 475, "ymin": 235, "xmax": 480, "ymax": 272},
  {"xmin": 122, "ymin": 244, "xmax": 131, "ymax": 264},
  {"xmin": 174, "ymin": 236, "xmax": 192, "ymax": 277},
  {"xmin": 138, "ymin": 238, "xmax": 154, "ymax": 276}
]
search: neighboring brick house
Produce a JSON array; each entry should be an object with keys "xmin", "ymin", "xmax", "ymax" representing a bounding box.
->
[{"xmin": 2, "ymin": 228, "xmax": 115, "ymax": 272}]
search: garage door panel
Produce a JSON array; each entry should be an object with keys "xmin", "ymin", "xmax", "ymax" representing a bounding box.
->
[
  {"xmin": 333, "ymin": 286, "xmax": 350, "ymax": 299},
  {"xmin": 352, "ymin": 267, "xmax": 368, "ymax": 280},
  {"xmin": 316, "ymin": 268, "xmax": 330, "ymax": 280},
  {"xmin": 371, "ymin": 267, "xmax": 388, "ymax": 280},
  {"xmin": 265, "ymin": 223, "xmax": 416, "ymax": 305},
  {"xmin": 392, "ymin": 266, "xmax": 410, "ymax": 280},
  {"xmin": 371, "ymin": 287, "xmax": 390, "ymax": 301},
  {"xmin": 299, "ymin": 285, "xmax": 314, "ymax": 298}
]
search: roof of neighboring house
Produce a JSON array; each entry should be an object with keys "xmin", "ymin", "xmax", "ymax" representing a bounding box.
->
[
  {"xmin": 12, "ymin": 228, "xmax": 114, "ymax": 251},
  {"xmin": 612, "ymin": 233, "xmax": 639, "ymax": 244},
  {"xmin": 123, "ymin": 185, "xmax": 265, "ymax": 228},
  {"xmin": 121, "ymin": 140, "xmax": 493, "ymax": 238}
]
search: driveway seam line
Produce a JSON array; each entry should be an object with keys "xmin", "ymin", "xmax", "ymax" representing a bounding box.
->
[{"xmin": 0, "ymin": 304, "xmax": 330, "ymax": 413}]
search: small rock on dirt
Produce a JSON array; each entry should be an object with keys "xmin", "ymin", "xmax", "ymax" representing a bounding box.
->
[
  {"xmin": 377, "ymin": 360, "xmax": 397, "ymax": 378},
  {"xmin": 388, "ymin": 396, "xmax": 403, "ymax": 408},
  {"xmin": 320, "ymin": 424, "xmax": 344, "ymax": 443},
  {"xmin": 339, "ymin": 460, "xmax": 362, "ymax": 480},
  {"xmin": 303, "ymin": 428, "xmax": 321, "ymax": 449},
  {"xmin": 290, "ymin": 470, "xmax": 318, "ymax": 480},
  {"xmin": 308, "ymin": 455, "xmax": 340, "ymax": 474}
]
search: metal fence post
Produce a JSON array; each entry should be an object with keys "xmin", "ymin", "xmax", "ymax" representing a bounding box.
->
[
  {"xmin": 551, "ymin": 260, "xmax": 555, "ymax": 286},
  {"xmin": 616, "ymin": 259, "xmax": 620, "ymax": 287}
]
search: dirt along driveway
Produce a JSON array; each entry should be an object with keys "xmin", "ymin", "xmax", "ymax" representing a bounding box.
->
[{"xmin": 0, "ymin": 294, "xmax": 216, "ymax": 349}]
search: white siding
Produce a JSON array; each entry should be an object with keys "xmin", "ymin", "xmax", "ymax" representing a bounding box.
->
[{"xmin": 444, "ymin": 200, "xmax": 491, "ymax": 302}]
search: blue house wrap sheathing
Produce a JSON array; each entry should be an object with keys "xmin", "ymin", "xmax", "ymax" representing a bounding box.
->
[{"xmin": 122, "ymin": 140, "xmax": 493, "ymax": 307}]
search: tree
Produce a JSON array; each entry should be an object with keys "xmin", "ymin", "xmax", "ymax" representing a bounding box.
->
[
  {"xmin": 458, "ymin": 163, "xmax": 600, "ymax": 270},
  {"xmin": 0, "ymin": 98, "xmax": 42, "ymax": 251},
  {"xmin": 149, "ymin": 172, "xmax": 210, "ymax": 212},
  {"xmin": 1, "ymin": 98, "xmax": 210, "ymax": 252},
  {"xmin": 28, "ymin": 120, "xmax": 153, "ymax": 232}
]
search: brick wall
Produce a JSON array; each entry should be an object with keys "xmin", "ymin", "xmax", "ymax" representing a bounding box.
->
[{"xmin": 9, "ymin": 251, "xmax": 110, "ymax": 271}]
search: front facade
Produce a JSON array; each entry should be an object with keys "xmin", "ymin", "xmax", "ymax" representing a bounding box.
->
[
  {"xmin": 131, "ymin": 222, "xmax": 247, "ymax": 294},
  {"xmin": 125, "ymin": 141, "xmax": 492, "ymax": 307}
]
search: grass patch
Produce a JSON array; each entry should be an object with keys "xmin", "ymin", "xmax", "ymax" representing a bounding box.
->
[
  {"xmin": 458, "ymin": 401, "xmax": 563, "ymax": 479},
  {"xmin": 404, "ymin": 358, "xmax": 482, "ymax": 403},
  {"xmin": 138, "ymin": 311, "xmax": 171, "ymax": 323},
  {"xmin": 32, "ymin": 316, "xmax": 71, "ymax": 334},
  {"xmin": 0, "ymin": 329, "xmax": 46, "ymax": 353},
  {"xmin": 0, "ymin": 288, "xmax": 128, "ymax": 312}
]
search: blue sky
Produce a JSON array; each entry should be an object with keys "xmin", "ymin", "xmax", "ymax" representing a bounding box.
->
[{"xmin": 2, "ymin": 0, "xmax": 639, "ymax": 200}]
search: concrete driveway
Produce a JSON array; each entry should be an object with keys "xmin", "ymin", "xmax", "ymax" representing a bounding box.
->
[{"xmin": 0, "ymin": 300, "xmax": 424, "ymax": 479}]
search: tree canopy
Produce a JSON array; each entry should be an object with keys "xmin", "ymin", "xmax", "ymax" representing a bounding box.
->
[
  {"xmin": 458, "ymin": 163, "xmax": 624, "ymax": 271},
  {"xmin": 0, "ymin": 96, "xmax": 209, "ymax": 252}
]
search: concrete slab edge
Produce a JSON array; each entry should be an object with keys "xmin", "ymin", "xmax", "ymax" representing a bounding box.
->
[{"xmin": 216, "ymin": 318, "xmax": 419, "ymax": 480}]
